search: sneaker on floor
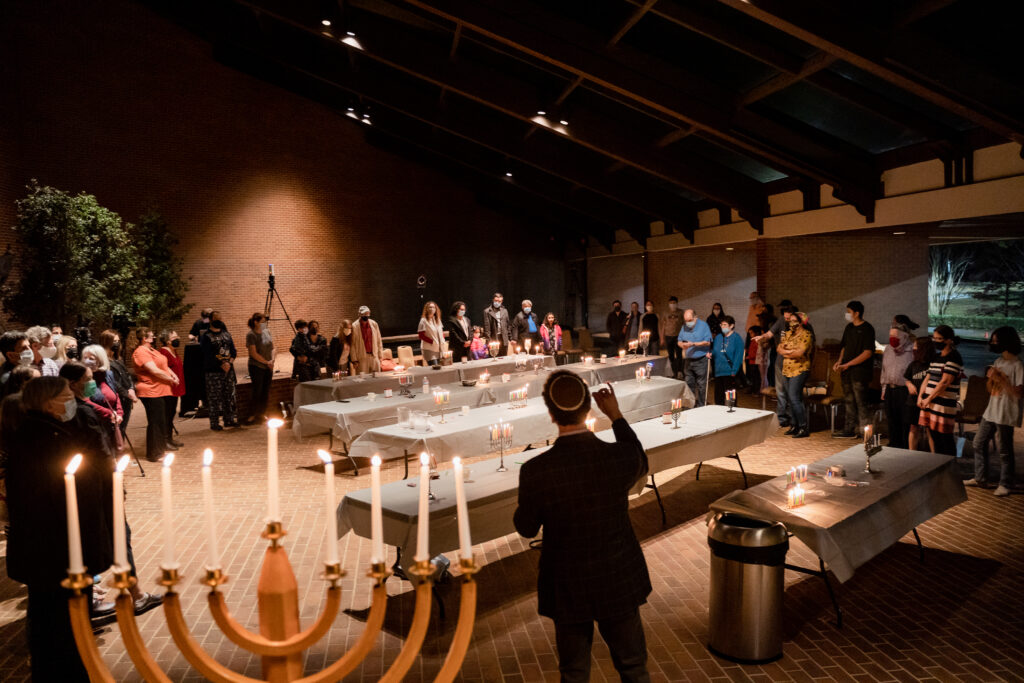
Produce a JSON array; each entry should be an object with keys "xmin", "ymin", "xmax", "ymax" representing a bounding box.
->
[
  {"xmin": 963, "ymin": 478, "xmax": 986, "ymax": 487},
  {"xmin": 133, "ymin": 592, "xmax": 163, "ymax": 615},
  {"xmin": 994, "ymin": 485, "xmax": 1011, "ymax": 497}
]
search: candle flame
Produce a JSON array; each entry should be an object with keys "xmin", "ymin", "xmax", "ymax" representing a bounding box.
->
[
  {"xmin": 267, "ymin": 418, "xmax": 284, "ymax": 429},
  {"xmin": 203, "ymin": 448, "xmax": 214, "ymax": 467},
  {"xmin": 420, "ymin": 452, "xmax": 430, "ymax": 466},
  {"xmin": 452, "ymin": 456, "xmax": 462, "ymax": 466},
  {"xmin": 163, "ymin": 452, "xmax": 175, "ymax": 468},
  {"xmin": 371, "ymin": 454, "xmax": 382, "ymax": 467},
  {"xmin": 116, "ymin": 454, "xmax": 130, "ymax": 472},
  {"xmin": 65, "ymin": 453, "xmax": 83, "ymax": 475},
  {"xmin": 317, "ymin": 449, "xmax": 332, "ymax": 465}
]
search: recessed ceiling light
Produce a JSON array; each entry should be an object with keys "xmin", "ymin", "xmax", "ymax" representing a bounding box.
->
[
  {"xmin": 893, "ymin": 231, "xmax": 906, "ymax": 235},
  {"xmin": 341, "ymin": 34, "xmax": 363, "ymax": 49},
  {"xmin": 321, "ymin": 19, "xmax": 332, "ymax": 26},
  {"xmin": 725, "ymin": 247, "xmax": 734, "ymax": 251},
  {"xmin": 559, "ymin": 120, "xmax": 569, "ymax": 126},
  {"xmin": 505, "ymin": 172, "xmax": 513, "ymax": 177},
  {"xmin": 537, "ymin": 110, "xmax": 546, "ymax": 116}
]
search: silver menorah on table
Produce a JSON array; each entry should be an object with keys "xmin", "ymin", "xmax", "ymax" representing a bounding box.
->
[{"xmin": 489, "ymin": 421, "xmax": 513, "ymax": 473}]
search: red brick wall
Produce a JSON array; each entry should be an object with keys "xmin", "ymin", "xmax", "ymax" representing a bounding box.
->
[
  {"xmin": 646, "ymin": 244, "xmax": 757, "ymax": 326},
  {"xmin": 0, "ymin": 0, "xmax": 566, "ymax": 349}
]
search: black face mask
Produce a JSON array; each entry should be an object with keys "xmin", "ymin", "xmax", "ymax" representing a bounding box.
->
[
  {"xmin": 66, "ymin": 347, "xmax": 79, "ymax": 359},
  {"xmin": 171, "ymin": 339, "xmax": 180, "ymax": 348},
  {"xmin": 111, "ymin": 342, "xmax": 121, "ymax": 354},
  {"xmin": 361, "ymin": 315, "xmax": 369, "ymax": 322},
  {"xmin": 613, "ymin": 306, "xmax": 621, "ymax": 311},
  {"xmin": 989, "ymin": 341, "xmax": 1002, "ymax": 354},
  {"xmin": 210, "ymin": 327, "xmax": 223, "ymax": 335}
]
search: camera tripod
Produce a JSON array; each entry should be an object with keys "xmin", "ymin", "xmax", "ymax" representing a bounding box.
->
[{"xmin": 264, "ymin": 265, "xmax": 294, "ymax": 330}]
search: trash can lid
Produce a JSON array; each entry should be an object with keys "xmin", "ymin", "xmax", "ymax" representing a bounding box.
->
[{"xmin": 708, "ymin": 512, "xmax": 787, "ymax": 548}]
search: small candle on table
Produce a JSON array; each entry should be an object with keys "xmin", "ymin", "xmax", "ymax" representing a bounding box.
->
[
  {"xmin": 864, "ymin": 425, "xmax": 873, "ymax": 444},
  {"xmin": 585, "ymin": 417, "xmax": 596, "ymax": 432},
  {"xmin": 317, "ymin": 450, "xmax": 340, "ymax": 565},
  {"xmin": 618, "ymin": 349, "xmax": 626, "ymax": 360},
  {"xmin": 64, "ymin": 454, "xmax": 85, "ymax": 574},
  {"xmin": 452, "ymin": 457, "xmax": 472, "ymax": 560},
  {"xmin": 201, "ymin": 449, "xmax": 220, "ymax": 569},
  {"xmin": 161, "ymin": 453, "xmax": 177, "ymax": 568},
  {"xmin": 267, "ymin": 418, "xmax": 284, "ymax": 522},
  {"xmin": 671, "ymin": 398, "xmax": 682, "ymax": 412},
  {"xmin": 370, "ymin": 455, "xmax": 384, "ymax": 564},
  {"xmin": 112, "ymin": 454, "xmax": 130, "ymax": 570},
  {"xmin": 416, "ymin": 453, "xmax": 430, "ymax": 562}
]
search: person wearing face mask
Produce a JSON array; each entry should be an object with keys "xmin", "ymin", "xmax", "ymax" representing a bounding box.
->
[
  {"xmin": 833, "ymin": 301, "xmax": 877, "ymax": 438},
  {"xmin": 245, "ymin": 312, "xmax": 276, "ymax": 424},
  {"xmin": 965, "ymin": 326, "xmax": 1023, "ymax": 497},
  {"xmin": 640, "ymin": 301, "xmax": 659, "ymax": 356},
  {"xmin": 0, "ymin": 330, "xmax": 32, "ymax": 396},
  {"xmin": 350, "ymin": 306, "xmax": 384, "ymax": 375},
  {"xmin": 307, "ymin": 321, "xmax": 328, "ymax": 376},
  {"xmin": 660, "ymin": 297, "xmax": 685, "ymax": 379},
  {"xmin": 201, "ymin": 318, "xmax": 239, "ymax": 430},
  {"xmin": 99, "ymin": 329, "xmax": 137, "ymax": 438},
  {"xmin": 26, "ymin": 325, "xmax": 60, "ymax": 377},
  {"xmin": 289, "ymin": 319, "xmax": 318, "ymax": 382},
  {"xmin": 188, "ymin": 307, "xmax": 215, "ymax": 342},
  {"xmin": 677, "ymin": 309, "xmax": 713, "ymax": 407},
  {"xmin": 623, "ymin": 301, "xmax": 642, "ymax": 349},
  {"xmin": 157, "ymin": 330, "xmax": 185, "ymax": 447},
  {"xmin": 133, "ymin": 327, "xmax": 179, "ymax": 459},
  {"xmin": 445, "ymin": 302, "xmax": 472, "ymax": 362},
  {"xmin": 81, "ymin": 345, "xmax": 124, "ymax": 450},
  {"xmin": 59, "ymin": 362, "xmax": 117, "ymax": 454},
  {"xmin": 915, "ymin": 325, "xmax": 963, "ymax": 456},
  {"xmin": 482, "ymin": 292, "xmax": 512, "ymax": 355},
  {"xmin": 511, "ymin": 299, "xmax": 541, "ymax": 353},
  {"xmin": 752, "ymin": 305, "xmax": 797, "ymax": 429},
  {"xmin": 606, "ymin": 300, "xmax": 628, "ymax": 351},
  {"xmin": 54, "ymin": 334, "xmax": 79, "ymax": 368},
  {"xmin": 903, "ymin": 338, "xmax": 935, "ymax": 452},
  {"xmin": 745, "ymin": 293, "xmax": 766, "ymax": 341},
  {"xmin": 5, "ymin": 376, "xmax": 115, "ymax": 682},
  {"xmin": 880, "ymin": 323, "xmax": 915, "ymax": 448},
  {"xmin": 327, "ymin": 320, "xmax": 353, "ymax": 375},
  {"xmin": 712, "ymin": 315, "xmax": 745, "ymax": 408},
  {"xmin": 418, "ymin": 301, "xmax": 447, "ymax": 365},
  {"xmin": 777, "ymin": 312, "xmax": 814, "ymax": 438}
]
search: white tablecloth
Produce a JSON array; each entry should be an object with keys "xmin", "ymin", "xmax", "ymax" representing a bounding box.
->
[
  {"xmin": 292, "ymin": 356, "xmax": 557, "ymax": 407},
  {"xmin": 708, "ymin": 447, "xmax": 967, "ymax": 582},
  {"xmin": 337, "ymin": 405, "xmax": 772, "ymax": 570},
  {"xmin": 347, "ymin": 376, "xmax": 693, "ymax": 465}
]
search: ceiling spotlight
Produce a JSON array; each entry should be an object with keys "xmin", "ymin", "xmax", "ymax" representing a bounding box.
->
[
  {"xmin": 321, "ymin": 19, "xmax": 332, "ymax": 26},
  {"xmin": 725, "ymin": 247, "xmax": 735, "ymax": 251},
  {"xmin": 537, "ymin": 110, "xmax": 546, "ymax": 116},
  {"xmin": 342, "ymin": 33, "xmax": 363, "ymax": 49},
  {"xmin": 559, "ymin": 120, "xmax": 569, "ymax": 126},
  {"xmin": 505, "ymin": 172, "xmax": 513, "ymax": 177}
]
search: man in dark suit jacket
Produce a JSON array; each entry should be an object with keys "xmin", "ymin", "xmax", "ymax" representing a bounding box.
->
[{"xmin": 514, "ymin": 371, "xmax": 651, "ymax": 682}]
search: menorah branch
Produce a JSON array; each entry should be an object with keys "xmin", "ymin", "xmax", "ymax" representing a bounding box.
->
[
  {"xmin": 164, "ymin": 591, "xmax": 267, "ymax": 683},
  {"xmin": 434, "ymin": 560, "xmax": 479, "ymax": 683},
  {"xmin": 115, "ymin": 592, "xmax": 173, "ymax": 683},
  {"xmin": 66, "ymin": 587, "xmax": 116, "ymax": 683},
  {"xmin": 208, "ymin": 586, "xmax": 342, "ymax": 657},
  {"xmin": 380, "ymin": 562, "xmax": 434, "ymax": 683}
]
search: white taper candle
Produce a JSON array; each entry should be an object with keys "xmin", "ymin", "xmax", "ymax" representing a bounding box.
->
[
  {"xmin": 267, "ymin": 419, "xmax": 284, "ymax": 522},
  {"xmin": 112, "ymin": 455, "xmax": 130, "ymax": 570},
  {"xmin": 317, "ymin": 450, "xmax": 339, "ymax": 565},
  {"xmin": 64, "ymin": 454, "xmax": 85, "ymax": 573},
  {"xmin": 370, "ymin": 454, "xmax": 384, "ymax": 564},
  {"xmin": 161, "ymin": 453, "xmax": 177, "ymax": 569},
  {"xmin": 452, "ymin": 456, "xmax": 472, "ymax": 560},
  {"xmin": 202, "ymin": 449, "xmax": 220, "ymax": 570},
  {"xmin": 416, "ymin": 452, "xmax": 430, "ymax": 562}
]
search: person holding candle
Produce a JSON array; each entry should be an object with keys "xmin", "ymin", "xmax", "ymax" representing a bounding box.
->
[
  {"xmin": 641, "ymin": 301, "xmax": 659, "ymax": 356},
  {"xmin": 468, "ymin": 326, "xmax": 488, "ymax": 360},
  {"xmin": 623, "ymin": 301, "xmax": 642, "ymax": 348},
  {"xmin": 514, "ymin": 371, "xmax": 651, "ymax": 682},
  {"xmin": 5, "ymin": 377, "xmax": 113, "ymax": 682}
]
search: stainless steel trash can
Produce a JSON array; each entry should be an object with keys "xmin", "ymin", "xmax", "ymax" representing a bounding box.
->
[{"xmin": 707, "ymin": 512, "xmax": 788, "ymax": 663}]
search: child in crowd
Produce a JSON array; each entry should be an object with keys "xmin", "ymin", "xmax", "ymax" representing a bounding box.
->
[
  {"xmin": 966, "ymin": 326, "xmax": 1023, "ymax": 497},
  {"xmin": 469, "ymin": 327, "xmax": 488, "ymax": 360},
  {"xmin": 746, "ymin": 326, "xmax": 761, "ymax": 394}
]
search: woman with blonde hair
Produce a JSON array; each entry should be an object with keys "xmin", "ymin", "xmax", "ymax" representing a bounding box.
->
[
  {"xmin": 328, "ymin": 320, "xmax": 353, "ymax": 375},
  {"xmin": 418, "ymin": 301, "xmax": 446, "ymax": 365},
  {"xmin": 54, "ymin": 334, "xmax": 79, "ymax": 367}
]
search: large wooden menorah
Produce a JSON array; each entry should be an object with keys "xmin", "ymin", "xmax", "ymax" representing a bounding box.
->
[{"xmin": 62, "ymin": 521, "xmax": 478, "ymax": 682}]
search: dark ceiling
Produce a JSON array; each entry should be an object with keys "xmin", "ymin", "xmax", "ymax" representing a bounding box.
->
[{"xmin": 149, "ymin": 0, "xmax": 1022, "ymax": 249}]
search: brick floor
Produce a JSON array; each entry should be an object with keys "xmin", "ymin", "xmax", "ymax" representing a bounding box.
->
[{"xmin": 2, "ymin": 390, "xmax": 1023, "ymax": 682}]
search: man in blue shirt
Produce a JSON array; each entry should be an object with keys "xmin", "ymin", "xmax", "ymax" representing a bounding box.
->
[{"xmin": 677, "ymin": 309, "xmax": 712, "ymax": 407}]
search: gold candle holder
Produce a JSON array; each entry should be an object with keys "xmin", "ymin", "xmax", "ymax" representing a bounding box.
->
[
  {"xmin": 158, "ymin": 565, "xmax": 182, "ymax": 588},
  {"xmin": 200, "ymin": 567, "xmax": 228, "ymax": 589},
  {"xmin": 111, "ymin": 567, "xmax": 137, "ymax": 592},
  {"xmin": 261, "ymin": 520, "xmax": 287, "ymax": 546},
  {"xmin": 61, "ymin": 570, "xmax": 93, "ymax": 594},
  {"xmin": 321, "ymin": 562, "xmax": 345, "ymax": 587}
]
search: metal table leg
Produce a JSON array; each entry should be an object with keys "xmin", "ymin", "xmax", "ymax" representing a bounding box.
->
[
  {"xmin": 328, "ymin": 432, "xmax": 359, "ymax": 475},
  {"xmin": 695, "ymin": 453, "xmax": 747, "ymax": 488},
  {"xmin": 645, "ymin": 474, "xmax": 667, "ymax": 527},
  {"xmin": 912, "ymin": 528, "xmax": 924, "ymax": 563},
  {"xmin": 785, "ymin": 557, "xmax": 843, "ymax": 628}
]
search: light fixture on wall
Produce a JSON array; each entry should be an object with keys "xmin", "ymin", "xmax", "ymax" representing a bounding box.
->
[{"xmin": 725, "ymin": 247, "xmax": 735, "ymax": 251}]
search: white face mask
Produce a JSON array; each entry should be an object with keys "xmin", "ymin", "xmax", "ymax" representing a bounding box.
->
[
  {"xmin": 844, "ymin": 312, "xmax": 853, "ymax": 322},
  {"xmin": 40, "ymin": 345, "xmax": 57, "ymax": 360},
  {"xmin": 52, "ymin": 333, "xmax": 62, "ymax": 342},
  {"xmin": 458, "ymin": 310, "xmax": 465, "ymax": 317},
  {"xmin": 721, "ymin": 326, "xmax": 732, "ymax": 335},
  {"xmin": 685, "ymin": 320, "xmax": 695, "ymax": 329},
  {"xmin": 83, "ymin": 357, "xmax": 98, "ymax": 368},
  {"xmin": 62, "ymin": 398, "xmax": 77, "ymax": 422},
  {"xmin": 19, "ymin": 349, "xmax": 34, "ymax": 365},
  {"xmin": 493, "ymin": 301, "xmax": 501, "ymax": 308}
]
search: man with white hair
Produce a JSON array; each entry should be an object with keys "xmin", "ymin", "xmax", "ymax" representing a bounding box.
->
[
  {"xmin": 350, "ymin": 305, "xmax": 383, "ymax": 374},
  {"xmin": 25, "ymin": 325, "xmax": 60, "ymax": 377}
]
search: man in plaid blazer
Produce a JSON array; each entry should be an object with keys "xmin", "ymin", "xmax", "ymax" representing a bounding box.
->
[{"xmin": 514, "ymin": 371, "xmax": 651, "ymax": 682}]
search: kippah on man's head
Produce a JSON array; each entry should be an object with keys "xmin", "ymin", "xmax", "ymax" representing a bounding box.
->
[{"xmin": 542, "ymin": 370, "xmax": 592, "ymax": 426}]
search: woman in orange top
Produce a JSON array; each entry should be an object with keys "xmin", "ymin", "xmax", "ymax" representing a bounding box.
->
[{"xmin": 132, "ymin": 327, "xmax": 178, "ymax": 462}]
